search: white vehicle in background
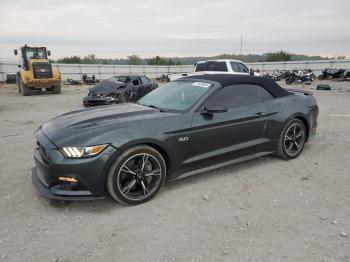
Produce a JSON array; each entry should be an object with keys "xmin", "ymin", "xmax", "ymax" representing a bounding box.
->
[{"xmin": 168, "ymin": 59, "xmax": 252, "ymax": 81}]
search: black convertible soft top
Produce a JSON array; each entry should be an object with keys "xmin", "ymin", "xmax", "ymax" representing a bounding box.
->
[{"xmin": 182, "ymin": 74, "xmax": 290, "ymax": 98}]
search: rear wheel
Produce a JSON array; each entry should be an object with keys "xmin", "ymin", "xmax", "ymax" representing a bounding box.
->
[
  {"xmin": 106, "ymin": 145, "xmax": 166, "ymax": 205},
  {"xmin": 276, "ymin": 119, "xmax": 306, "ymax": 160},
  {"xmin": 52, "ymin": 85, "xmax": 61, "ymax": 94}
]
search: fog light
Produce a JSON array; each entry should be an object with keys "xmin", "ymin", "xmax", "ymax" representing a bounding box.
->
[{"xmin": 58, "ymin": 177, "xmax": 79, "ymax": 183}]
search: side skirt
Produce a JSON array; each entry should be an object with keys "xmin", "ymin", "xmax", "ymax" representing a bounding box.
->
[{"xmin": 172, "ymin": 151, "xmax": 274, "ymax": 181}]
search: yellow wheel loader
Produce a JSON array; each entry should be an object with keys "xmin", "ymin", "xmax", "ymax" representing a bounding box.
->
[{"xmin": 14, "ymin": 45, "xmax": 61, "ymax": 96}]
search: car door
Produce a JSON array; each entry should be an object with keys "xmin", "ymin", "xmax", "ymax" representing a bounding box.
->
[
  {"xmin": 136, "ymin": 77, "xmax": 151, "ymax": 100},
  {"xmin": 129, "ymin": 77, "xmax": 143, "ymax": 100},
  {"xmin": 238, "ymin": 63, "xmax": 250, "ymax": 74},
  {"xmin": 230, "ymin": 61, "xmax": 241, "ymax": 73},
  {"xmin": 258, "ymin": 86, "xmax": 287, "ymax": 152},
  {"xmin": 189, "ymin": 84, "xmax": 268, "ymax": 167},
  {"xmin": 140, "ymin": 76, "xmax": 153, "ymax": 96}
]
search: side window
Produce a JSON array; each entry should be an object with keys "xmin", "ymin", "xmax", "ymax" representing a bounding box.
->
[
  {"xmin": 205, "ymin": 84, "xmax": 259, "ymax": 108},
  {"xmin": 132, "ymin": 78, "xmax": 140, "ymax": 86},
  {"xmin": 238, "ymin": 63, "xmax": 249, "ymax": 73},
  {"xmin": 141, "ymin": 76, "xmax": 150, "ymax": 84},
  {"xmin": 195, "ymin": 62, "xmax": 208, "ymax": 72},
  {"xmin": 230, "ymin": 62, "xmax": 241, "ymax": 72},
  {"xmin": 207, "ymin": 62, "xmax": 227, "ymax": 71},
  {"xmin": 259, "ymin": 87, "xmax": 274, "ymax": 101}
]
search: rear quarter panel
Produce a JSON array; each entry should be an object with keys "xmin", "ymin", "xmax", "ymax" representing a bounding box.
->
[{"xmin": 262, "ymin": 92, "xmax": 317, "ymax": 142}]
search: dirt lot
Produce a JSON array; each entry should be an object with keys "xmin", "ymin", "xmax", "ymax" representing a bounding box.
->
[{"xmin": 0, "ymin": 80, "xmax": 349, "ymax": 262}]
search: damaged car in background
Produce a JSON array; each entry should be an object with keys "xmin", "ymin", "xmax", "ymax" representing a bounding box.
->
[{"xmin": 83, "ymin": 75, "xmax": 158, "ymax": 107}]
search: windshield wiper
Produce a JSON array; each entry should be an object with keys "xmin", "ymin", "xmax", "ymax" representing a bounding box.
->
[
  {"xmin": 137, "ymin": 102, "xmax": 164, "ymax": 112},
  {"xmin": 146, "ymin": 104, "xmax": 164, "ymax": 112}
]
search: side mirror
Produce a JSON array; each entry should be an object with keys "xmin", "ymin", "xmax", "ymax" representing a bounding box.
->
[
  {"xmin": 18, "ymin": 64, "xmax": 22, "ymax": 68},
  {"xmin": 14, "ymin": 49, "xmax": 18, "ymax": 56},
  {"xmin": 202, "ymin": 104, "xmax": 227, "ymax": 114},
  {"xmin": 47, "ymin": 50, "xmax": 51, "ymax": 56},
  {"xmin": 249, "ymin": 68, "xmax": 255, "ymax": 76}
]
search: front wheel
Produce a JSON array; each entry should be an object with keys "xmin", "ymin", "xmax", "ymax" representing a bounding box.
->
[
  {"xmin": 52, "ymin": 85, "xmax": 61, "ymax": 94},
  {"xmin": 16, "ymin": 75, "xmax": 21, "ymax": 93},
  {"xmin": 116, "ymin": 93, "xmax": 126, "ymax": 103},
  {"xmin": 276, "ymin": 119, "xmax": 306, "ymax": 160},
  {"xmin": 19, "ymin": 77, "xmax": 32, "ymax": 96},
  {"xmin": 106, "ymin": 145, "xmax": 166, "ymax": 205}
]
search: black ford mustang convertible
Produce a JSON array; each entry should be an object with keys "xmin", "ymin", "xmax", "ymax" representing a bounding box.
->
[{"xmin": 33, "ymin": 74, "xmax": 318, "ymax": 205}]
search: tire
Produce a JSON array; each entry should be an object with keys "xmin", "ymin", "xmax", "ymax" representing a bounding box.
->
[
  {"xmin": 19, "ymin": 77, "xmax": 32, "ymax": 96},
  {"xmin": 16, "ymin": 75, "xmax": 21, "ymax": 93},
  {"xmin": 276, "ymin": 119, "xmax": 306, "ymax": 160},
  {"xmin": 117, "ymin": 93, "xmax": 126, "ymax": 103},
  {"xmin": 52, "ymin": 85, "xmax": 61, "ymax": 94},
  {"xmin": 129, "ymin": 92, "xmax": 137, "ymax": 103},
  {"xmin": 106, "ymin": 145, "xmax": 166, "ymax": 205}
]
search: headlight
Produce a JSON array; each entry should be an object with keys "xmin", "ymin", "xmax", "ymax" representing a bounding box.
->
[{"xmin": 60, "ymin": 144, "xmax": 108, "ymax": 159}]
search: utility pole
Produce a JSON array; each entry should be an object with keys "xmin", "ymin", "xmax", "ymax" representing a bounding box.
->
[{"xmin": 240, "ymin": 35, "xmax": 243, "ymax": 56}]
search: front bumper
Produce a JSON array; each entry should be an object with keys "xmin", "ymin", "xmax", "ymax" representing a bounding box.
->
[
  {"xmin": 32, "ymin": 168, "xmax": 104, "ymax": 201},
  {"xmin": 83, "ymin": 96, "xmax": 115, "ymax": 107},
  {"xmin": 32, "ymin": 131, "xmax": 117, "ymax": 200},
  {"xmin": 24, "ymin": 79, "xmax": 61, "ymax": 89}
]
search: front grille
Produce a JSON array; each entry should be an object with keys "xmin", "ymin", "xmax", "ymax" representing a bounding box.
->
[{"xmin": 33, "ymin": 62, "xmax": 53, "ymax": 79}]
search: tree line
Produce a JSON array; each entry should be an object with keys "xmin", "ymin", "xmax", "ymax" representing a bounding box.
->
[
  {"xmin": 55, "ymin": 51, "xmax": 328, "ymax": 65},
  {"xmin": 56, "ymin": 54, "xmax": 182, "ymax": 65}
]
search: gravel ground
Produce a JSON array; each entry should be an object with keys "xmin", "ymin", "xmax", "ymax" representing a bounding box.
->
[{"xmin": 0, "ymin": 80, "xmax": 349, "ymax": 262}]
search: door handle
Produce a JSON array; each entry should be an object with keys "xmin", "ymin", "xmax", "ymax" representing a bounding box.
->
[{"xmin": 254, "ymin": 112, "xmax": 266, "ymax": 117}]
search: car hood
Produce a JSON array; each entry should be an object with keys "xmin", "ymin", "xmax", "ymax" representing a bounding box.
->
[
  {"xmin": 89, "ymin": 80, "xmax": 126, "ymax": 94},
  {"xmin": 39, "ymin": 103, "xmax": 180, "ymax": 147}
]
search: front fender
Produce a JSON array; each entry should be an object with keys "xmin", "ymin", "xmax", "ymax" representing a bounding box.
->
[{"xmin": 112, "ymin": 138, "xmax": 176, "ymax": 172}]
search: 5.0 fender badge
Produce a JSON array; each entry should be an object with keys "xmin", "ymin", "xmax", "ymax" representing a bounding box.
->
[{"xmin": 179, "ymin": 137, "xmax": 189, "ymax": 142}]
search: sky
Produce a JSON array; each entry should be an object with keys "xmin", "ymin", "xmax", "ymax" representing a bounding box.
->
[{"xmin": 0, "ymin": 0, "xmax": 349, "ymax": 61}]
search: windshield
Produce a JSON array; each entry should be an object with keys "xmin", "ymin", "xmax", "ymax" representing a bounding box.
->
[
  {"xmin": 138, "ymin": 81, "xmax": 212, "ymax": 112},
  {"xmin": 109, "ymin": 76, "xmax": 130, "ymax": 83},
  {"xmin": 25, "ymin": 47, "xmax": 47, "ymax": 59}
]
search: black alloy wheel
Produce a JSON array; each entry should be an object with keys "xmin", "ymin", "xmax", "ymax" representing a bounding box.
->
[
  {"xmin": 276, "ymin": 119, "xmax": 306, "ymax": 160},
  {"xmin": 107, "ymin": 145, "xmax": 166, "ymax": 205}
]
